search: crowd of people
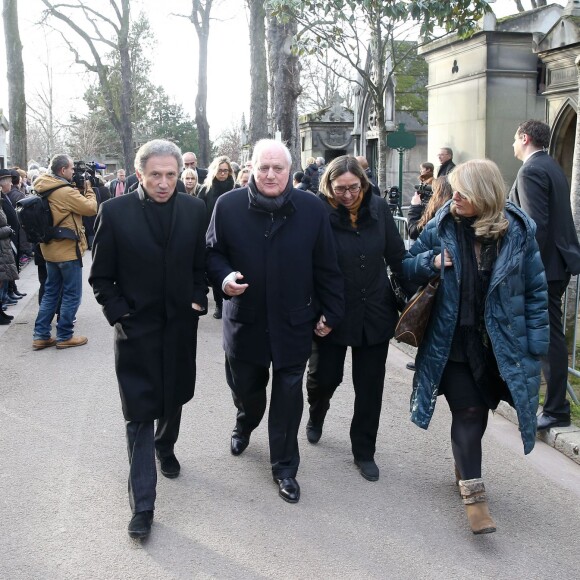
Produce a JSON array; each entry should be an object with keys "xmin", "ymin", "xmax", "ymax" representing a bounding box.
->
[{"xmin": 1, "ymin": 118, "xmax": 577, "ymax": 542}]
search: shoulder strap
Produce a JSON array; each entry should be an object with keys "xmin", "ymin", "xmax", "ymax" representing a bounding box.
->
[
  {"xmin": 34, "ymin": 183, "xmax": 74, "ymax": 228},
  {"xmin": 33, "ymin": 183, "xmax": 71, "ymax": 198}
]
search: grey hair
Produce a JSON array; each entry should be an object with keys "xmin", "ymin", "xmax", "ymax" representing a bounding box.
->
[
  {"xmin": 50, "ymin": 154, "xmax": 73, "ymax": 176},
  {"xmin": 251, "ymin": 139, "xmax": 292, "ymax": 169},
  {"xmin": 134, "ymin": 139, "xmax": 183, "ymax": 174},
  {"xmin": 316, "ymin": 157, "xmax": 325, "ymax": 164},
  {"xmin": 441, "ymin": 147, "xmax": 453, "ymax": 158}
]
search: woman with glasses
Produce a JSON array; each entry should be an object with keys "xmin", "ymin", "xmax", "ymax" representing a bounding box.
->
[
  {"xmin": 402, "ymin": 159, "xmax": 548, "ymax": 534},
  {"xmin": 200, "ymin": 156, "xmax": 235, "ymax": 319},
  {"xmin": 305, "ymin": 155, "xmax": 406, "ymax": 482}
]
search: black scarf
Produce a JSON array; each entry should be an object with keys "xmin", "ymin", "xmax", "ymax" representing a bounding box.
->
[
  {"xmin": 247, "ymin": 174, "xmax": 292, "ymax": 212},
  {"xmin": 455, "ymin": 217, "xmax": 502, "ymax": 404},
  {"xmin": 211, "ymin": 176, "xmax": 235, "ymax": 197}
]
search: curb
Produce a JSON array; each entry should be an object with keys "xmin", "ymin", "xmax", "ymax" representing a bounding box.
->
[
  {"xmin": 391, "ymin": 341, "xmax": 580, "ymax": 467},
  {"xmin": 496, "ymin": 401, "xmax": 580, "ymax": 466}
]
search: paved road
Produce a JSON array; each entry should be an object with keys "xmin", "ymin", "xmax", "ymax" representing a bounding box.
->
[{"xmin": 2, "ymin": 261, "xmax": 580, "ymax": 579}]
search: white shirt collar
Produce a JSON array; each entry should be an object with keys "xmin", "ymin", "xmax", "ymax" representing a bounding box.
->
[{"xmin": 523, "ymin": 149, "xmax": 543, "ymax": 164}]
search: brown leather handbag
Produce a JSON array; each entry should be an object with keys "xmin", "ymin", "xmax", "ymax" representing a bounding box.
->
[{"xmin": 394, "ymin": 275, "xmax": 440, "ymax": 347}]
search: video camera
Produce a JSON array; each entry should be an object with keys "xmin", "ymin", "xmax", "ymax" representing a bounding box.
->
[
  {"xmin": 72, "ymin": 160, "xmax": 106, "ymax": 190},
  {"xmin": 385, "ymin": 186, "xmax": 402, "ymax": 216},
  {"xmin": 414, "ymin": 183, "xmax": 433, "ymax": 206}
]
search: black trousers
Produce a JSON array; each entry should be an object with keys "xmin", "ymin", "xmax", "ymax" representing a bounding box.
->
[
  {"xmin": 306, "ymin": 338, "xmax": 390, "ymax": 461},
  {"xmin": 225, "ymin": 355, "xmax": 306, "ymax": 479},
  {"xmin": 542, "ymin": 278, "xmax": 571, "ymax": 420},
  {"xmin": 125, "ymin": 405, "xmax": 183, "ymax": 514}
]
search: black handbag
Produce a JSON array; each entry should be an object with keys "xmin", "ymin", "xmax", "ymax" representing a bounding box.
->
[{"xmin": 394, "ymin": 275, "xmax": 440, "ymax": 347}]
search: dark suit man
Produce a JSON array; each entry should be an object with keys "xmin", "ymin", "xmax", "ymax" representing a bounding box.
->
[
  {"xmin": 206, "ymin": 139, "xmax": 344, "ymax": 503},
  {"xmin": 90, "ymin": 139, "xmax": 208, "ymax": 539},
  {"xmin": 183, "ymin": 151, "xmax": 208, "ymax": 184},
  {"xmin": 510, "ymin": 119, "xmax": 580, "ymax": 430},
  {"xmin": 437, "ymin": 147, "xmax": 455, "ymax": 177}
]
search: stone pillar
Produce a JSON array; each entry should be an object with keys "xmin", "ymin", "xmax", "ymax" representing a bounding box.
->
[{"xmin": 570, "ymin": 55, "xmax": 580, "ymax": 231}]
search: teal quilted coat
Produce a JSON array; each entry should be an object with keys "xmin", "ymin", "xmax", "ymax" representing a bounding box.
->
[{"xmin": 402, "ymin": 201, "xmax": 549, "ymax": 454}]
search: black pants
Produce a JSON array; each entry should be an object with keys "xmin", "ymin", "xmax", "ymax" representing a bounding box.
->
[
  {"xmin": 212, "ymin": 286, "xmax": 223, "ymax": 310},
  {"xmin": 542, "ymin": 279, "xmax": 571, "ymax": 420},
  {"xmin": 225, "ymin": 355, "xmax": 306, "ymax": 478},
  {"xmin": 306, "ymin": 338, "xmax": 390, "ymax": 461},
  {"xmin": 125, "ymin": 405, "xmax": 182, "ymax": 514}
]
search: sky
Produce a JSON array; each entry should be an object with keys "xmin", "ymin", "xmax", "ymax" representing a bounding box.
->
[{"xmin": 0, "ymin": 0, "xmax": 569, "ymax": 144}]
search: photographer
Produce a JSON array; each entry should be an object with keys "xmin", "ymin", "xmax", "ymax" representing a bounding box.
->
[
  {"xmin": 407, "ymin": 176, "xmax": 453, "ymax": 241},
  {"xmin": 407, "ymin": 163, "xmax": 435, "ymax": 240},
  {"xmin": 32, "ymin": 154, "xmax": 97, "ymax": 351}
]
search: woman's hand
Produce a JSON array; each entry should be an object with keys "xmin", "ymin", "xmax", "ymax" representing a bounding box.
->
[
  {"xmin": 315, "ymin": 314, "xmax": 333, "ymax": 338},
  {"xmin": 434, "ymin": 249, "xmax": 452, "ymax": 270},
  {"xmin": 411, "ymin": 192, "xmax": 422, "ymax": 206}
]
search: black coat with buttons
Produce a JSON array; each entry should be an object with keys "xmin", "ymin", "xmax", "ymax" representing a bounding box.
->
[{"xmin": 320, "ymin": 189, "xmax": 406, "ymax": 347}]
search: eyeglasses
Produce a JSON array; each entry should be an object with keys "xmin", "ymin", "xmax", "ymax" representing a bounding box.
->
[
  {"xmin": 333, "ymin": 183, "xmax": 361, "ymax": 195},
  {"xmin": 217, "ymin": 168, "xmax": 230, "ymax": 174}
]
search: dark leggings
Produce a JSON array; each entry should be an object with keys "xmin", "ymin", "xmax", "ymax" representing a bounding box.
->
[{"xmin": 450, "ymin": 406, "xmax": 489, "ymax": 480}]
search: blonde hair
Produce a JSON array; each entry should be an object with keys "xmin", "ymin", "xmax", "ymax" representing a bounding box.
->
[
  {"xmin": 204, "ymin": 155, "xmax": 232, "ymax": 188},
  {"xmin": 417, "ymin": 176, "xmax": 453, "ymax": 231},
  {"xmin": 181, "ymin": 168, "xmax": 198, "ymax": 193},
  {"xmin": 448, "ymin": 159, "xmax": 508, "ymax": 239},
  {"xmin": 306, "ymin": 156, "xmax": 316, "ymax": 165}
]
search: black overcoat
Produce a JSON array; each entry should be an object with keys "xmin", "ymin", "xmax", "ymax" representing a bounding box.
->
[
  {"xmin": 89, "ymin": 188, "xmax": 208, "ymax": 421},
  {"xmin": 206, "ymin": 186, "xmax": 344, "ymax": 370},
  {"xmin": 510, "ymin": 150, "xmax": 580, "ymax": 281},
  {"xmin": 320, "ymin": 190, "xmax": 406, "ymax": 346}
]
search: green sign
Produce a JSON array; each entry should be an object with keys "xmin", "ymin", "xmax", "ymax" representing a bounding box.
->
[{"xmin": 387, "ymin": 123, "xmax": 416, "ymax": 150}]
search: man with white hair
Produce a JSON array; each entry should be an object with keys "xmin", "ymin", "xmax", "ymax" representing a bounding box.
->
[{"xmin": 206, "ymin": 139, "xmax": 344, "ymax": 503}]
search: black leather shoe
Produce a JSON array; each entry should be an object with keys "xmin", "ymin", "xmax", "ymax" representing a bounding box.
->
[
  {"xmin": 230, "ymin": 433, "xmax": 250, "ymax": 456},
  {"xmin": 273, "ymin": 476, "xmax": 300, "ymax": 503},
  {"xmin": 406, "ymin": 362, "xmax": 416, "ymax": 371},
  {"xmin": 213, "ymin": 306, "xmax": 222, "ymax": 319},
  {"xmin": 354, "ymin": 459, "xmax": 380, "ymax": 481},
  {"xmin": 13, "ymin": 290, "xmax": 26, "ymax": 297},
  {"xmin": 7, "ymin": 292, "xmax": 22, "ymax": 300},
  {"xmin": 159, "ymin": 454, "xmax": 180, "ymax": 478},
  {"xmin": 306, "ymin": 419, "xmax": 323, "ymax": 444},
  {"xmin": 537, "ymin": 412, "xmax": 571, "ymax": 431},
  {"xmin": 128, "ymin": 510, "xmax": 154, "ymax": 539}
]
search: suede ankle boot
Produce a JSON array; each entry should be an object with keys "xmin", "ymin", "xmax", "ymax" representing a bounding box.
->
[{"xmin": 458, "ymin": 478, "xmax": 496, "ymax": 535}]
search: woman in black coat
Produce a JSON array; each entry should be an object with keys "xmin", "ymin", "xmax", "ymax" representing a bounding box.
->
[
  {"xmin": 305, "ymin": 155, "xmax": 406, "ymax": 481},
  {"xmin": 199, "ymin": 156, "xmax": 236, "ymax": 319}
]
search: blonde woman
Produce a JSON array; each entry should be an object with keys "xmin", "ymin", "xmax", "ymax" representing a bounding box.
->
[
  {"xmin": 199, "ymin": 156, "xmax": 235, "ymax": 319},
  {"xmin": 402, "ymin": 159, "xmax": 549, "ymax": 535},
  {"xmin": 181, "ymin": 168, "xmax": 201, "ymax": 197},
  {"xmin": 236, "ymin": 167, "xmax": 250, "ymax": 188}
]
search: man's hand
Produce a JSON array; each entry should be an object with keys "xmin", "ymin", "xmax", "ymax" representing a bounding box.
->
[
  {"xmin": 411, "ymin": 192, "xmax": 422, "ymax": 206},
  {"xmin": 314, "ymin": 314, "xmax": 333, "ymax": 338},
  {"xmin": 224, "ymin": 272, "xmax": 249, "ymax": 296}
]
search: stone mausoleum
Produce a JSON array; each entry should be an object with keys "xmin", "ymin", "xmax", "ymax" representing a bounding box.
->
[{"xmin": 419, "ymin": 1, "xmax": 580, "ymax": 194}]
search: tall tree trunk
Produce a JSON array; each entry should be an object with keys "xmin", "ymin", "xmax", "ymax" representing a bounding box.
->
[
  {"xmin": 3, "ymin": 0, "xmax": 27, "ymax": 168},
  {"xmin": 118, "ymin": 0, "xmax": 134, "ymax": 172},
  {"xmin": 514, "ymin": 0, "xmax": 525, "ymax": 12},
  {"xmin": 267, "ymin": 14, "xmax": 301, "ymax": 171},
  {"xmin": 191, "ymin": 0, "xmax": 212, "ymax": 167},
  {"xmin": 247, "ymin": 0, "xmax": 268, "ymax": 148}
]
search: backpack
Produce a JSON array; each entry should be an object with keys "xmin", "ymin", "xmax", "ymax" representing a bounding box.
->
[{"xmin": 16, "ymin": 184, "xmax": 78, "ymax": 244}]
